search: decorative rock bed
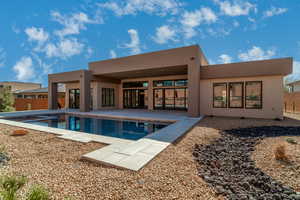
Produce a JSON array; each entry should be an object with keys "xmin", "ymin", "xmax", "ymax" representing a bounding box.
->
[{"xmin": 193, "ymin": 126, "xmax": 300, "ymax": 200}]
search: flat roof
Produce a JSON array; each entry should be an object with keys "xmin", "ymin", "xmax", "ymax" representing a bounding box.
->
[
  {"xmin": 201, "ymin": 57, "xmax": 293, "ymax": 79},
  {"xmin": 0, "ymin": 81, "xmax": 41, "ymax": 85},
  {"xmin": 14, "ymin": 86, "xmax": 65, "ymax": 94}
]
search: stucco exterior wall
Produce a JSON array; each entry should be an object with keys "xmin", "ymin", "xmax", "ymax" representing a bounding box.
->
[
  {"xmin": 200, "ymin": 75, "xmax": 284, "ymax": 119},
  {"xmin": 65, "ymin": 81, "xmax": 120, "ymax": 110}
]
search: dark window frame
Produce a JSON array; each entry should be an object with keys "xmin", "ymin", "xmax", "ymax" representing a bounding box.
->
[
  {"xmin": 213, "ymin": 82, "xmax": 227, "ymax": 108},
  {"xmin": 102, "ymin": 88, "xmax": 115, "ymax": 107},
  {"xmin": 228, "ymin": 82, "xmax": 244, "ymax": 109},
  {"xmin": 245, "ymin": 81, "xmax": 263, "ymax": 109}
]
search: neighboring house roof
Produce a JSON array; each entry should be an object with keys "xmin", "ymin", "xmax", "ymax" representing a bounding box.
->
[
  {"xmin": 14, "ymin": 86, "xmax": 65, "ymax": 94},
  {"xmin": 287, "ymin": 80, "xmax": 300, "ymax": 86},
  {"xmin": 0, "ymin": 81, "xmax": 41, "ymax": 85}
]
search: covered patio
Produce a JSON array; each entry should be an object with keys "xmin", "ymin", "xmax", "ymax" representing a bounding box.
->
[{"xmin": 48, "ymin": 45, "xmax": 208, "ymax": 117}]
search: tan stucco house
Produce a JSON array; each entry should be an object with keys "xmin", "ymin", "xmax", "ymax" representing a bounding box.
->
[{"xmin": 48, "ymin": 45, "xmax": 292, "ymax": 119}]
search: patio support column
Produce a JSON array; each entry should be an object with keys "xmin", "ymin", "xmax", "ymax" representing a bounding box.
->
[
  {"xmin": 48, "ymin": 80, "xmax": 58, "ymax": 110},
  {"xmin": 148, "ymin": 80, "xmax": 154, "ymax": 110},
  {"xmin": 187, "ymin": 57, "xmax": 201, "ymax": 117},
  {"xmin": 80, "ymin": 70, "xmax": 92, "ymax": 112}
]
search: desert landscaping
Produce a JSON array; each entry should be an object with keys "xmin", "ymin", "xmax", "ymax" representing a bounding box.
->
[{"xmin": 0, "ymin": 114, "xmax": 300, "ymax": 199}]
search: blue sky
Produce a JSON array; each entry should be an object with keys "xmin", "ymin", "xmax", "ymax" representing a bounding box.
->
[{"xmin": 0, "ymin": 0, "xmax": 299, "ymax": 86}]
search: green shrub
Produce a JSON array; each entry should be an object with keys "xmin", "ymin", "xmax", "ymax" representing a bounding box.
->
[
  {"xmin": 0, "ymin": 145, "xmax": 9, "ymax": 165},
  {"xmin": 0, "ymin": 175, "xmax": 26, "ymax": 200},
  {"xmin": 26, "ymin": 185, "xmax": 50, "ymax": 200},
  {"xmin": 286, "ymin": 138, "xmax": 298, "ymax": 144}
]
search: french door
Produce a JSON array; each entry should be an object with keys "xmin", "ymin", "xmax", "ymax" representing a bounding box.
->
[
  {"xmin": 154, "ymin": 88, "xmax": 188, "ymax": 110},
  {"xmin": 123, "ymin": 89, "xmax": 148, "ymax": 109}
]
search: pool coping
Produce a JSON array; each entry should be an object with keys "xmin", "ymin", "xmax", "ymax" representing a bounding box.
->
[{"xmin": 0, "ymin": 109, "xmax": 203, "ymax": 171}]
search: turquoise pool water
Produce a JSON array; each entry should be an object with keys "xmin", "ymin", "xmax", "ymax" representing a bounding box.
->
[{"xmin": 10, "ymin": 114, "xmax": 169, "ymax": 140}]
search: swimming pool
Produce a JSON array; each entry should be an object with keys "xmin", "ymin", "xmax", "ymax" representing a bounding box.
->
[{"xmin": 9, "ymin": 114, "xmax": 170, "ymax": 140}]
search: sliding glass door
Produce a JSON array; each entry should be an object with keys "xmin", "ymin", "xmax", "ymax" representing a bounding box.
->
[
  {"xmin": 123, "ymin": 89, "xmax": 148, "ymax": 109},
  {"xmin": 154, "ymin": 88, "xmax": 188, "ymax": 110}
]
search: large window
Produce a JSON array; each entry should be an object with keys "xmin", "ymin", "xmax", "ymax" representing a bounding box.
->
[
  {"xmin": 229, "ymin": 82, "xmax": 244, "ymax": 108},
  {"xmin": 213, "ymin": 83, "xmax": 227, "ymax": 108},
  {"xmin": 102, "ymin": 88, "xmax": 115, "ymax": 107},
  {"xmin": 245, "ymin": 81, "xmax": 262, "ymax": 109}
]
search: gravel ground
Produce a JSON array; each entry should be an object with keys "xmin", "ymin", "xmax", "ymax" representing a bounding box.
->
[
  {"xmin": 253, "ymin": 114, "xmax": 300, "ymax": 192},
  {"xmin": 1, "ymin": 114, "xmax": 300, "ymax": 200},
  {"xmin": 0, "ymin": 122, "xmax": 221, "ymax": 200}
]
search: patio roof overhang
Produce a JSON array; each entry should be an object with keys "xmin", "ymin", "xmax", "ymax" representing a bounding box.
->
[{"xmin": 95, "ymin": 65, "xmax": 188, "ymax": 79}]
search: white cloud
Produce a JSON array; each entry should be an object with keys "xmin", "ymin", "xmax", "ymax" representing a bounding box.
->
[
  {"xmin": 13, "ymin": 57, "xmax": 35, "ymax": 81},
  {"xmin": 31, "ymin": 54, "xmax": 53, "ymax": 82},
  {"xmin": 153, "ymin": 25, "xmax": 176, "ymax": 44},
  {"xmin": 12, "ymin": 24, "xmax": 21, "ymax": 34},
  {"xmin": 215, "ymin": 0, "xmax": 256, "ymax": 16},
  {"xmin": 51, "ymin": 11, "xmax": 100, "ymax": 37},
  {"xmin": 180, "ymin": 7, "xmax": 217, "ymax": 38},
  {"xmin": 218, "ymin": 54, "xmax": 232, "ymax": 63},
  {"xmin": 110, "ymin": 50, "xmax": 117, "ymax": 58},
  {"xmin": 85, "ymin": 47, "xmax": 93, "ymax": 58},
  {"xmin": 42, "ymin": 38, "xmax": 84, "ymax": 59},
  {"xmin": 263, "ymin": 7, "xmax": 288, "ymax": 18},
  {"xmin": 238, "ymin": 46, "xmax": 276, "ymax": 61},
  {"xmin": 25, "ymin": 27, "xmax": 49, "ymax": 43},
  {"xmin": 0, "ymin": 48, "xmax": 6, "ymax": 68},
  {"xmin": 124, "ymin": 29, "xmax": 141, "ymax": 55},
  {"xmin": 99, "ymin": 0, "xmax": 182, "ymax": 16}
]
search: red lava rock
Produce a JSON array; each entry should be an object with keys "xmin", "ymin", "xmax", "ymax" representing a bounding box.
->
[{"xmin": 10, "ymin": 129, "xmax": 29, "ymax": 136}]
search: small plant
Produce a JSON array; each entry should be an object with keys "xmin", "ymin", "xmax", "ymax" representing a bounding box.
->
[
  {"xmin": 0, "ymin": 175, "xmax": 26, "ymax": 200},
  {"xmin": 0, "ymin": 145, "xmax": 6, "ymax": 155},
  {"xmin": 286, "ymin": 138, "xmax": 298, "ymax": 145},
  {"xmin": 274, "ymin": 143, "xmax": 289, "ymax": 162},
  {"xmin": 0, "ymin": 145, "xmax": 9, "ymax": 165},
  {"xmin": 26, "ymin": 185, "xmax": 50, "ymax": 200}
]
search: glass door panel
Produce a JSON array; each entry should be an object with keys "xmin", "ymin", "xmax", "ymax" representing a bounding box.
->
[
  {"xmin": 164, "ymin": 89, "xmax": 174, "ymax": 109},
  {"xmin": 154, "ymin": 89, "xmax": 163, "ymax": 109},
  {"xmin": 175, "ymin": 88, "xmax": 186, "ymax": 110},
  {"xmin": 69, "ymin": 89, "xmax": 80, "ymax": 109},
  {"xmin": 123, "ymin": 89, "xmax": 148, "ymax": 109}
]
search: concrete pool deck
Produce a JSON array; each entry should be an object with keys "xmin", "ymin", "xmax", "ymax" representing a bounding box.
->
[{"xmin": 0, "ymin": 109, "xmax": 203, "ymax": 171}]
